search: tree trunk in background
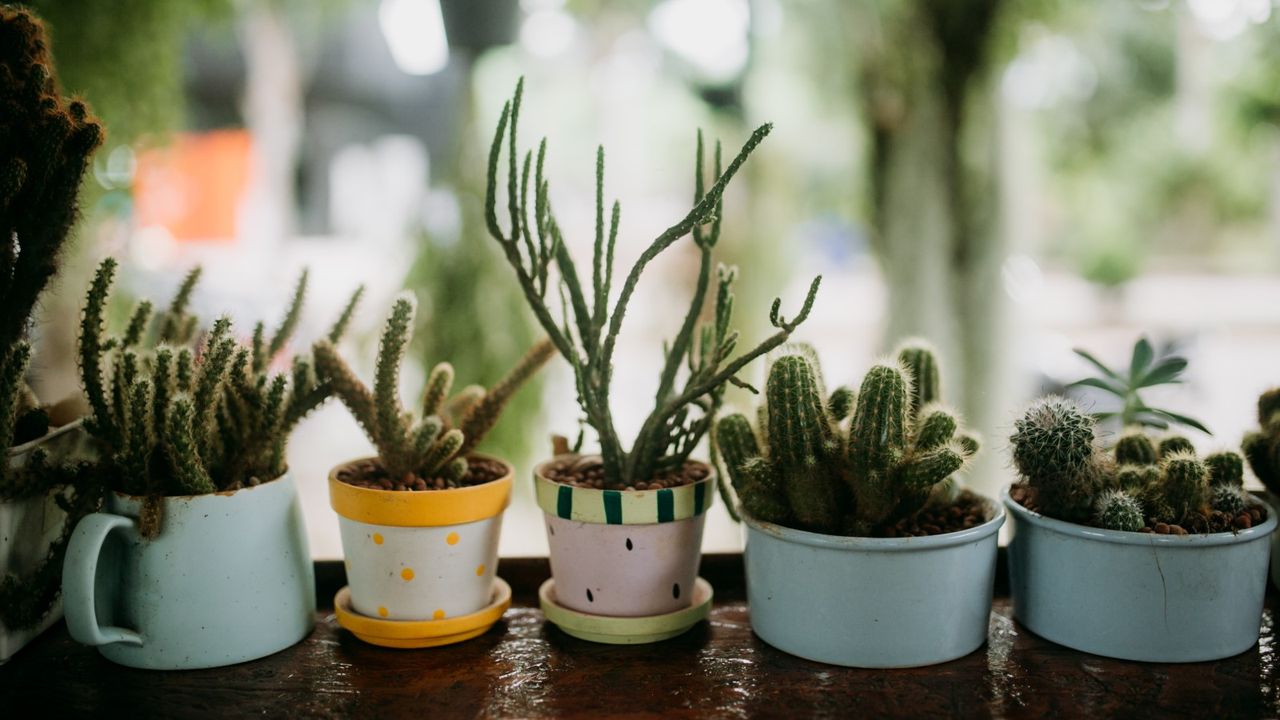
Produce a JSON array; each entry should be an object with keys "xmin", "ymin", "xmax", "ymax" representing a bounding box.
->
[
  {"xmin": 240, "ymin": 3, "xmax": 302, "ymax": 254},
  {"xmin": 856, "ymin": 0, "xmax": 1006, "ymax": 473}
]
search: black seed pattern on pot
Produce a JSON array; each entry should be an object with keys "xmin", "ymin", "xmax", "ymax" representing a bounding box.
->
[
  {"xmin": 673, "ymin": 583, "xmax": 681, "ymax": 600},
  {"xmin": 625, "ymin": 538, "xmax": 633, "ymax": 551},
  {"xmin": 586, "ymin": 588, "xmax": 594, "ymax": 602}
]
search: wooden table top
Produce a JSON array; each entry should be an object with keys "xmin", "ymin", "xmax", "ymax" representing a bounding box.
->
[{"xmin": 2, "ymin": 554, "xmax": 1275, "ymax": 718}]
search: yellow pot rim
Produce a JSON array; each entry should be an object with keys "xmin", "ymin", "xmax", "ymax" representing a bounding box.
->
[
  {"xmin": 333, "ymin": 578, "xmax": 512, "ymax": 641},
  {"xmin": 328, "ymin": 454, "xmax": 513, "ymax": 527}
]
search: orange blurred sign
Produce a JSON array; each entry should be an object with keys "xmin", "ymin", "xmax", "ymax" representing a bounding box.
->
[{"xmin": 134, "ymin": 130, "xmax": 252, "ymax": 243}]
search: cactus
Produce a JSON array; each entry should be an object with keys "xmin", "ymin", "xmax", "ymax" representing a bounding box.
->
[
  {"xmin": 0, "ymin": 6, "xmax": 103, "ymax": 485},
  {"xmin": 314, "ymin": 294, "xmax": 554, "ymax": 487},
  {"xmin": 1095, "ymin": 490, "xmax": 1144, "ymax": 532},
  {"xmin": 716, "ymin": 342, "xmax": 977, "ymax": 536},
  {"xmin": 1010, "ymin": 396, "xmax": 1251, "ymax": 529},
  {"xmin": 1114, "ymin": 430, "xmax": 1158, "ymax": 466},
  {"xmin": 484, "ymin": 79, "xmax": 820, "ymax": 489},
  {"xmin": 1243, "ymin": 388, "xmax": 1280, "ymax": 496},
  {"xmin": 1009, "ymin": 397, "xmax": 1107, "ymax": 524},
  {"xmin": 78, "ymin": 259, "xmax": 363, "ymax": 504}
]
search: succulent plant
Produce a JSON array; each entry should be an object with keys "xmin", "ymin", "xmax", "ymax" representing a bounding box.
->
[
  {"xmin": 1010, "ymin": 396, "xmax": 1247, "ymax": 531},
  {"xmin": 314, "ymin": 294, "xmax": 554, "ymax": 487},
  {"xmin": 1069, "ymin": 337, "xmax": 1209, "ymax": 434},
  {"xmin": 0, "ymin": 6, "xmax": 103, "ymax": 461},
  {"xmin": 1243, "ymin": 388, "xmax": 1280, "ymax": 496},
  {"xmin": 716, "ymin": 342, "xmax": 978, "ymax": 536},
  {"xmin": 483, "ymin": 79, "xmax": 820, "ymax": 490},
  {"xmin": 79, "ymin": 258, "xmax": 363, "ymax": 506},
  {"xmin": 0, "ymin": 6, "xmax": 104, "ymax": 632}
]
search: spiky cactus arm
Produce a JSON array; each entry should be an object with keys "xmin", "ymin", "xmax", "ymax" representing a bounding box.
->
[
  {"xmin": 1009, "ymin": 396, "xmax": 1107, "ymax": 523},
  {"xmin": 1259, "ymin": 388, "xmax": 1280, "ymax": 425},
  {"xmin": 0, "ymin": 342, "xmax": 30, "ymax": 451},
  {"xmin": 456, "ymin": 338, "xmax": 555, "ymax": 457},
  {"xmin": 313, "ymin": 340, "xmax": 380, "ymax": 449},
  {"xmin": 1157, "ymin": 436, "xmax": 1194, "ymax": 459},
  {"xmin": 715, "ymin": 413, "xmax": 761, "ymax": 496},
  {"xmin": 896, "ymin": 341, "xmax": 939, "ymax": 420},
  {"xmin": 420, "ymin": 362, "xmax": 454, "ymax": 421},
  {"xmin": 484, "ymin": 78, "xmax": 819, "ymax": 488},
  {"xmin": 1114, "ymin": 429, "xmax": 1158, "ymax": 466},
  {"xmin": 764, "ymin": 353, "xmax": 843, "ymax": 533},
  {"xmin": 740, "ymin": 458, "xmax": 792, "ymax": 525},
  {"xmin": 1204, "ymin": 451, "xmax": 1244, "ymax": 488},
  {"xmin": 1095, "ymin": 490, "xmax": 1144, "ymax": 532},
  {"xmin": 166, "ymin": 396, "xmax": 214, "ymax": 495},
  {"xmin": 79, "ymin": 258, "xmax": 121, "ymax": 446},
  {"xmin": 327, "ymin": 285, "xmax": 366, "ymax": 343},
  {"xmin": 261, "ymin": 269, "xmax": 308, "ymax": 370},
  {"xmin": 121, "ymin": 379, "xmax": 154, "ymax": 488},
  {"xmin": 845, "ymin": 365, "xmax": 918, "ymax": 531},
  {"xmin": 1212, "ymin": 484, "xmax": 1249, "ymax": 516},
  {"xmin": 372, "ymin": 297, "xmax": 414, "ymax": 479},
  {"xmin": 1243, "ymin": 389, "xmax": 1280, "ymax": 495},
  {"xmin": 0, "ymin": 8, "xmax": 104, "ymax": 357},
  {"xmin": 1117, "ymin": 463, "xmax": 1160, "ymax": 492},
  {"xmin": 1159, "ymin": 453, "xmax": 1209, "ymax": 522},
  {"xmin": 156, "ymin": 267, "xmax": 202, "ymax": 344}
]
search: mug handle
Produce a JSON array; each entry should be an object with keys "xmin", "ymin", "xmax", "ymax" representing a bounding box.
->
[{"xmin": 62, "ymin": 513, "xmax": 143, "ymax": 647}]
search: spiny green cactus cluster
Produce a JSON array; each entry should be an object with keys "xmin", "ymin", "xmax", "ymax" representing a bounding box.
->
[
  {"xmin": 79, "ymin": 258, "xmax": 363, "ymax": 499},
  {"xmin": 1010, "ymin": 396, "xmax": 1252, "ymax": 531},
  {"xmin": 716, "ymin": 342, "xmax": 979, "ymax": 536},
  {"xmin": 315, "ymin": 294, "xmax": 554, "ymax": 487},
  {"xmin": 0, "ymin": 6, "xmax": 103, "ymax": 488},
  {"xmin": 484, "ymin": 79, "xmax": 820, "ymax": 489},
  {"xmin": 1243, "ymin": 388, "xmax": 1280, "ymax": 497}
]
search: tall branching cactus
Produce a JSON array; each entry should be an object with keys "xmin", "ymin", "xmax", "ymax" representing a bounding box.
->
[
  {"xmin": 0, "ymin": 7, "xmax": 103, "ymax": 471},
  {"xmin": 79, "ymin": 258, "xmax": 363, "ymax": 501},
  {"xmin": 484, "ymin": 79, "xmax": 821, "ymax": 488},
  {"xmin": 315, "ymin": 294, "xmax": 554, "ymax": 486},
  {"xmin": 1010, "ymin": 396, "xmax": 1249, "ymax": 532},
  {"xmin": 717, "ymin": 342, "xmax": 979, "ymax": 536}
]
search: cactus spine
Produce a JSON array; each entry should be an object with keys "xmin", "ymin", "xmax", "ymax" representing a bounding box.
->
[
  {"xmin": 315, "ymin": 294, "xmax": 554, "ymax": 487},
  {"xmin": 717, "ymin": 342, "xmax": 977, "ymax": 536}
]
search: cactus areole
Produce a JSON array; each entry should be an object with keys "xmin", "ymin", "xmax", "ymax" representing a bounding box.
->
[
  {"xmin": 483, "ymin": 79, "xmax": 821, "ymax": 492},
  {"xmin": 717, "ymin": 342, "xmax": 985, "ymax": 537},
  {"xmin": 1008, "ymin": 395, "xmax": 1264, "ymax": 534}
]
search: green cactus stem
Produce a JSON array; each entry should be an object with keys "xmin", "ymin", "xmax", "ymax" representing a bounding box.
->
[
  {"xmin": 1159, "ymin": 452, "xmax": 1209, "ymax": 522},
  {"xmin": 315, "ymin": 294, "xmax": 553, "ymax": 487},
  {"xmin": 1114, "ymin": 429, "xmax": 1158, "ymax": 466},
  {"xmin": 1244, "ymin": 388, "xmax": 1280, "ymax": 496},
  {"xmin": 716, "ymin": 343, "xmax": 976, "ymax": 536},
  {"xmin": 1009, "ymin": 396, "xmax": 1106, "ymax": 524},
  {"xmin": 484, "ymin": 78, "xmax": 820, "ymax": 489},
  {"xmin": 1158, "ymin": 435, "xmax": 1194, "ymax": 459}
]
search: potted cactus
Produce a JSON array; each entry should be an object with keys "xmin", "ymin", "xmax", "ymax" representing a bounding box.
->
[
  {"xmin": 61, "ymin": 259, "xmax": 362, "ymax": 670},
  {"xmin": 483, "ymin": 80, "xmax": 821, "ymax": 643},
  {"xmin": 0, "ymin": 6, "xmax": 105, "ymax": 662},
  {"xmin": 716, "ymin": 342, "xmax": 1002, "ymax": 667},
  {"xmin": 314, "ymin": 294, "xmax": 553, "ymax": 648},
  {"xmin": 1242, "ymin": 388, "xmax": 1280, "ymax": 588},
  {"xmin": 1005, "ymin": 395, "xmax": 1274, "ymax": 662}
]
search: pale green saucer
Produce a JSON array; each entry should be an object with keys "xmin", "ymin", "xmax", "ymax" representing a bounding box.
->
[{"xmin": 538, "ymin": 577, "xmax": 713, "ymax": 644}]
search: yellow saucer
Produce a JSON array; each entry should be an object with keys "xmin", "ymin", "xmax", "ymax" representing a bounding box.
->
[
  {"xmin": 334, "ymin": 579, "xmax": 512, "ymax": 648},
  {"xmin": 539, "ymin": 577, "xmax": 713, "ymax": 645}
]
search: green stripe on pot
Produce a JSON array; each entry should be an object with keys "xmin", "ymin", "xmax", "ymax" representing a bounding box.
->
[{"xmin": 533, "ymin": 460, "xmax": 716, "ymax": 526}]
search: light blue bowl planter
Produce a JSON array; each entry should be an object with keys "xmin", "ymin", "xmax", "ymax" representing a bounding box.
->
[
  {"xmin": 1004, "ymin": 489, "xmax": 1276, "ymax": 662},
  {"xmin": 1262, "ymin": 491, "xmax": 1280, "ymax": 591},
  {"xmin": 62, "ymin": 472, "xmax": 315, "ymax": 670},
  {"xmin": 744, "ymin": 496, "xmax": 1005, "ymax": 668}
]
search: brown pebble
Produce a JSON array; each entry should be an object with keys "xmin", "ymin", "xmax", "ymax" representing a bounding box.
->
[
  {"xmin": 1154, "ymin": 523, "xmax": 1170, "ymax": 535},
  {"xmin": 1170, "ymin": 525, "xmax": 1188, "ymax": 536},
  {"xmin": 1237, "ymin": 514, "xmax": 1253, "ymax": 529},
  {"xmin": 1140, "ymin": 527, "xmax": 1153, "ymax": 533}
]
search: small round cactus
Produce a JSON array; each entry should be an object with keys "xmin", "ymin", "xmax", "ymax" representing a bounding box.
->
[
  {"xmin": 1204, "ymin": 451, "xmax": 1244, "ymax": 488},
  {"xmin": 1114, "ymin": 430, "xmax": 1158, "ymax": 466},
  {"xmin": 1157, "ymin": 435, "xmax": 1195, "ymax": 460},
  {"xmin": 1211, "ymin": 484, "xmax": 1248, "ymax": 517},
  {"xmin": 1094, "ymin": 490, "xmax": 1145, "ymax": 532},
  {"xmin": 1010, "ymin": 397, "xmax": 1103, "ymax": 522}
]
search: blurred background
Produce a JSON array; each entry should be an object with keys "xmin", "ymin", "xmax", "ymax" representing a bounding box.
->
[{"xmin": 19, "ymin": 0, "xmax": 1280, "ymax": 556}]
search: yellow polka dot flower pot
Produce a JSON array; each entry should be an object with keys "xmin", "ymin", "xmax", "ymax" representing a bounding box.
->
[
  {"xmin": 534, "ymin": 457, "xmax": 715, "ymax": 644},
  {"xmin": 328, "ymin": 455, "xmax": 514, "ymax": 648}
]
